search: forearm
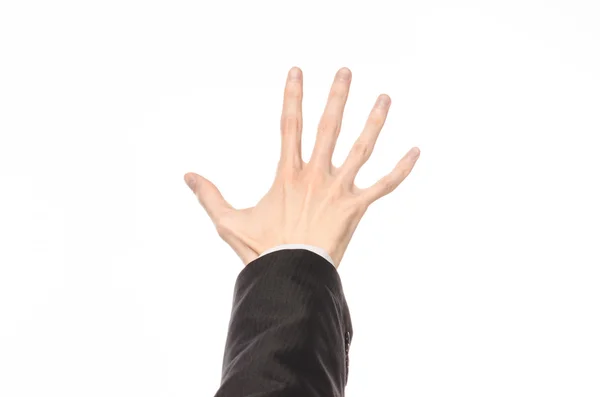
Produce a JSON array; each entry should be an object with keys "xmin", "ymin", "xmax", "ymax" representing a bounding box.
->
[{"xmin": 214, "ymin": 248, "xmax": 353, "ymax": 397}]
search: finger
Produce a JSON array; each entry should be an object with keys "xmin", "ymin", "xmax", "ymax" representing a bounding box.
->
[
  {"xmin": 360, "ymin": 147, "xmax": 420, "ymax": 204},
  {"xmin": 310, "ymin": 67, "xmax": 352, "ymax": 167},
  {"xmin": 279, "ymin": 66, "xmax": 304, "ymax": 170},
  {"xmin": 184, "ymin": 172, "xmax": 234, "ymax": 223},
  {"xmin": 339, "ymin": 94, "xmax": 391, "ymax": 183}
]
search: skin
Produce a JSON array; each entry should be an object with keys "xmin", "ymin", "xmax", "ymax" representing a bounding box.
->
[{"xmin": 184, "ymin": 66, "xmax": 420, "ymax": 269}]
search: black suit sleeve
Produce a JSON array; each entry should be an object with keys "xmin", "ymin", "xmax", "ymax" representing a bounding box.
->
[{"xmin": 214, "ymin": 248, "xmax": 354, "ymax": 397}]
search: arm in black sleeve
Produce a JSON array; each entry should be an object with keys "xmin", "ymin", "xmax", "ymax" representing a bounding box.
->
[{"xmin": 213, "ymin": 248, "xmax": 354, "ymax": 397}]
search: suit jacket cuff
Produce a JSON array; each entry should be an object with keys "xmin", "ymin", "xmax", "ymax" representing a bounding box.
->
[{"xmin": 216, "ymin": 248, "xmax": 353, "ymax": 396}]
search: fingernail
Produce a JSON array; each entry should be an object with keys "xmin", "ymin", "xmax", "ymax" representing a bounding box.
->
[
  {"xmin": 337, "ymin": 67, "xmax": 351, "ymax": 81},
  {"xmin": 185, "ymin": 174, "xmax": 196, "ymax": 191},
  {"xmin": 410, "ymin": 147, "xmax": 420, "ymax": 158},
  {"xmin": 376, "ymin": 94, "xmax": 390, "ymax": 108},
  {"xmin": 289, "ymin": 67, "xmax": 302, "ymax": 81}
]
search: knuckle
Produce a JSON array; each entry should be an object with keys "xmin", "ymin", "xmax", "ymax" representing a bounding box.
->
[
  {"xmin": 383, "ymin": 178, "xmax": 397, "ymax": 193},
  {"xmin": 306, "ymin": 165, "xmax": 326, "ymax": 181},
  {"xmin": 397, "ymin": 165, "xmax": 412, "ymax": 181},
  {"xmin": 277, "ymin": 165, "xmax": 300, "ymax": 183},
  {"xmin": 350, "ymin": 140, "xmax": 371, "ymax": 159},
  {"xmin": 328, "ymin": 176, "xmax": 348, "ymax": 195},
  {"xmin": 318, "ymin": 115, "xmax": 340, "ymax": 134},
  {"xmin": 303, "ymin": 164, "xmax": 328, "ymax": 186}
]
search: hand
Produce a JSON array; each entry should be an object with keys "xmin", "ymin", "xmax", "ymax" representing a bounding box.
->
[{"xmin": 184, "ymin": 67, "xmax": 420, "ymax": 268}]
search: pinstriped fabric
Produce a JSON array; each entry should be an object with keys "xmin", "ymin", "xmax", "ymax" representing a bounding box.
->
[{"xmin": 214, "ymin": 249, "xmax": 353, "ymax": 397}]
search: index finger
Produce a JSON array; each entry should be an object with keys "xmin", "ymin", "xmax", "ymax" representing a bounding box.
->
[{"xmin": 279, "ymin": 66, "xmax": 304, "ymax": 170}]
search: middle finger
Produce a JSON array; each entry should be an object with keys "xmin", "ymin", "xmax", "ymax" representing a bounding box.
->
[{"xmin": 310, "ymin": 67, "xmax": 352, "ymax": 168}]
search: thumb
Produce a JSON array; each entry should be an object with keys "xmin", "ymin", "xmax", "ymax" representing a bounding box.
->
[{"xmin": 184, "ymin": 172, "xmax": 233, "ymax": 222}]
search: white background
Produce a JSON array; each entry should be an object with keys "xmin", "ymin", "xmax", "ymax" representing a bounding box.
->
[{"xmin": 1, "ymin": 0, "xmax": 599, "ymax": 396}]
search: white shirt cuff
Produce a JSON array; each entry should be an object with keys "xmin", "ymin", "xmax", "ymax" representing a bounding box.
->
[{"xmin": 259, "ymin": 244, "xmax": 335, "ymax": 266}]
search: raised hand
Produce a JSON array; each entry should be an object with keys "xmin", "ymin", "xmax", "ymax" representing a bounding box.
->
[{"xmin": 184, "ymin": 67, "xmax": 420, "ymax": 268}]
